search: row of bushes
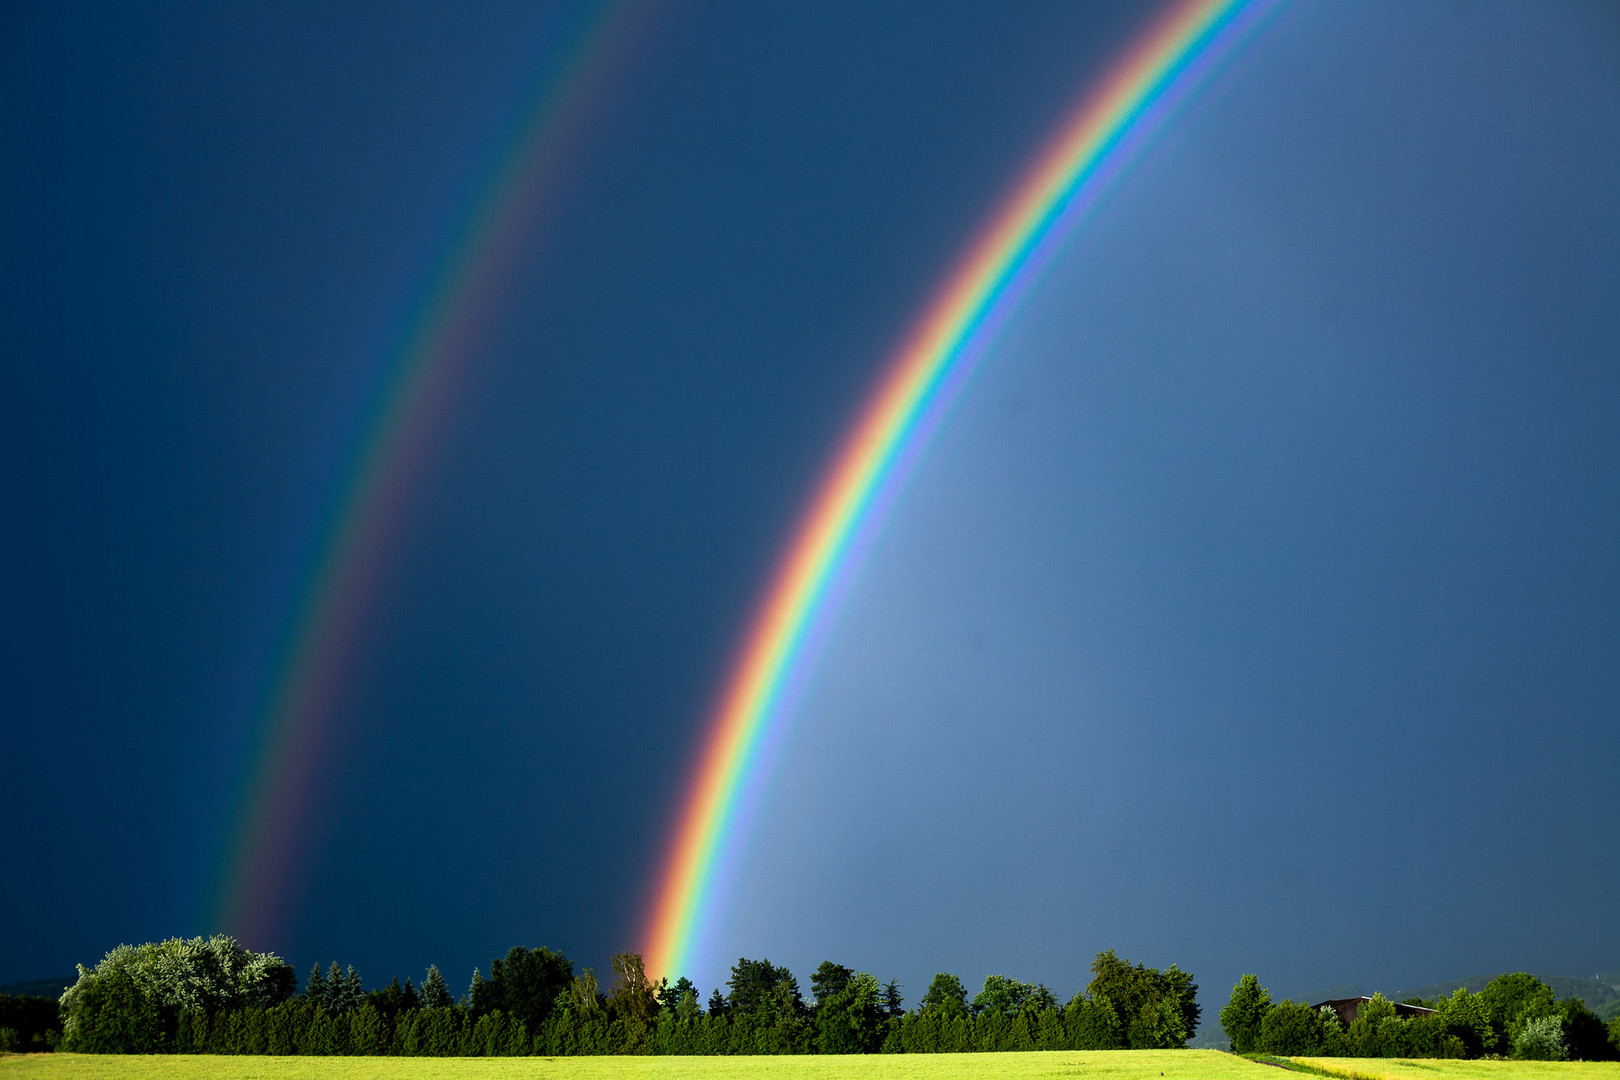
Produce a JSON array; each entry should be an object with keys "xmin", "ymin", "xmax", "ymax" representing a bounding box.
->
[
  {"xmin": 52, "ymin": 936, "xmax": 1201, "ymax": 1055},
  {"xmin": 1220, "ymin": 973, "xmax": 1620, "ymax": 1061},
  {"xmin": 113, "ymin": 999, "xmax": 1181, "ymax": 1056}
]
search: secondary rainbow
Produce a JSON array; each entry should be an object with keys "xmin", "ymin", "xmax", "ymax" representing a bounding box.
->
[
  {"xmin": 215, "ymin": 2, "xmax": 647, "ymax": 947},
  {"xmin": 643, "ymin": 0, "xmax": 1280, "ymax": 981}
]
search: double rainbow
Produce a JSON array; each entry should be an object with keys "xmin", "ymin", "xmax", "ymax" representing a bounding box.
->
[{"xmin": 643, "ymin": 0, "xmax": 1278, "ymax": 982}]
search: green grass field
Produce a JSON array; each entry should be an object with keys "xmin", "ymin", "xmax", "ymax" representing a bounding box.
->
[
  {"xmin": 1281, "ymin": 1059, "xmax": 1620, "ymax": 1080},
  {"xmin": 1, "ymin": 1054, "xmax": 1616, "ymax": 1080}
]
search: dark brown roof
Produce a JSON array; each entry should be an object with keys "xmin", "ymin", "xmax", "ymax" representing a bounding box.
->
[{"xmin": 1312, "ymin": 996, "xmax": 1437, "ymax": 1025}]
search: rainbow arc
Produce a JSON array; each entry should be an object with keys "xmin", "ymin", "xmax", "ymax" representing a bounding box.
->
[{"xmin": 642, "ymin": 0, "xmax": 1280, "ymax": 982}]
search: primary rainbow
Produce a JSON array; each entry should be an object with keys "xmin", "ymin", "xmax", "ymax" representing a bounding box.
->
[
  {"xmin": 215, "ymin": 2, "xmax": 647, "ymax": 947},
  {"xmin": 643, "ymin": 0, "xmax": 1280, "ymax": 982}
]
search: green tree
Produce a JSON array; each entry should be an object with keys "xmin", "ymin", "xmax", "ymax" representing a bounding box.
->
[
  {"xmin": 465, "ymin": 969, "xmax": 492, "ymax": 1012},
  {"xmin": 659, "ymin": 976, "xmax": 696, "ymax": 1013},
  {"xmin": 325, "ymin": 964, "xmax": 344, "ymax": 1009},
  {"xmin": 567, "ymin": 967, "xmax": 602, "ymax": 1015},
  {"xmin": 1558, "ymin": 996, "xmax": 1613, "ymax": 1061},
  {"xmin": 61, "ymin": 964, "xmax": 167, "ymax": 1053},
  {"xmin": 726, "ymin": 958, "xmax": 800, "ymax": 1018},
  {"xmin": 1480, "ymin": 973, "xmax": 1557, "ymax": 1054},
  {"xmin": 484, "ymin": 946, "xmax": 574, "ymax": 1031},
  {"xmin": 607, "ymin": 952, "xmax": 658, "ymax": 1027},
  {"xmin": 1067, "ymin": 993, "xmax": 1123, "ymax": 1050},
  {"xmin": 305, "ymin": 965, "xmax": 329, "ymax": 1010},
  {"xmin": 1344, "ymin": 993, "xmax": 1396, "ymax": 1056},
  {"xmin": 1436, "ymin": 986, "xmax": 1492, "ymax": 1056},
  {"xmin": 973, "ymin": 975, "xmax": 1039, "ymax": 1016},
  {"xmin": 1257, "ymin": 1000, "xmax": 1325, "ymax": 1055},
  {"xmin": 815, "ymin": 971, "xmax": 884, "ymax": 1054},
  {"xmin": 1219, "ymin": 974, "xmax": 1272, "ymax": 1053},
  {"xmin": 60, "ymin": 936, "xmax": 295, "ymax": 1052},
  {"xmin": 331, "ymin": 966, "xmax": 364, "ymax": 1014},
  {"xmin": 350, "ymin": 1001, "xmax": 388, "ymax": 1055},
  {"xmin": 1084, "ymin": 949, "xmax": 1198, "ymax": 1048},
  {"xmin": 419, "ymin": 965, "xmax": 453, "ymax": 1009},
  {"xmin": 882, "ymin": 979, "xmax": 904, "ymax": 1020},
  {"xmin": 1160, "ymin": 965, "xmax": 1200, "ymax": 1043},
  {"xmin": 1515, "ymin": 1014, "xmax": 1568, "ymax": 1060},
  {"xmin": 920, "ymin": 973, "xmax": 968, "ymax": 1018},
  {"xmin": 367, "ymin": 976, "xmax": 416, "ymax": 1018},
  {"xmin": 810, "ymin": 962, "xmax": 853, "ymax": 1008}
]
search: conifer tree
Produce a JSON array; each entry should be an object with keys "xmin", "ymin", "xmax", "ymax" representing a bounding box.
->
[
  {"xmin": 351, "ymin": 1001, "xmax": 387, "ymax": 1054},
  {"xmin": 306, "ymin": 964, "xmax": 329, "ymax": 1010},
  {"xmin": 465, "ymin": 968, "xmax": 485, "ymax": 1008},
  {"xmin": 323, "ymin": 964, "xmax": 363, "ymax": 1014},
  {"xmin": 883, "ymin": 979, "xmax": 904, "ymax": 1019},
  {"xmin": 325, "ymin": 962, "xmax": 344, "ymax": 1010},
  {"xmin": 421, "ymin": 965, "xmax": 453, "ymax": 1009}
]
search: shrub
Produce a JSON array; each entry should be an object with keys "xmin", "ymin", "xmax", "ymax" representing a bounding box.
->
[
  {"xmin": 62, "ymin": 964, "xmax": 169, "ymax": 1053},
  {"xmin": 60, "ymin": 936, "xmax": 294, "ymax": 1053},
  {"xmin": 1257, "ymin": 1000, "xmax": 1324, "ymax": 1055},
  {"xmin": 1515, "ymin": 1014, "xmax": 1568, "ymax": 1060}
]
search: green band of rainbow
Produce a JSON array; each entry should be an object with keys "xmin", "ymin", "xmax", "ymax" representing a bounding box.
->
[{"xmin": 642, "ymin": 0, "xmax": 1278, "ymax": 982}]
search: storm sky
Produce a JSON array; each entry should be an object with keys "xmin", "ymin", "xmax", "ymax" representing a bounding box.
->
[{"xmin": 4, "ymin": 0, "xmax": 1618, "ymax": 1016}]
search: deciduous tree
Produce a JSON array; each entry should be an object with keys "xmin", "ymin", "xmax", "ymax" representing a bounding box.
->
[
  {"xmin": 608, "ymin": 952, "xmax": 658, "ymax": 1026},
  {"xmin": 920, "ymin": 973, "xmax": 968, "ymax": 1018},
  {"xmin": 1220, "ymin": 973, "xmax": 1271, "ymax": 1053}
]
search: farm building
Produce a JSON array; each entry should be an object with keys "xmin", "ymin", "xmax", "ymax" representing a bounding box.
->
[{"xmin": 1313, "ymin": 997, "xmax": 1438, "ymax": 1026}]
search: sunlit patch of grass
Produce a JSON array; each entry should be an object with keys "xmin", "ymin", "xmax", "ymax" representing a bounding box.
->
[{"xmin": 1284, "ymin": 1058, "xmax": 1620, "ymax": 1080}]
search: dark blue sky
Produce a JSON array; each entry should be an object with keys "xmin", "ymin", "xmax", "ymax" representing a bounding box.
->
[{"xmin": 4, "ymin": 0, "xmax": 1618, "ymax": 1019}]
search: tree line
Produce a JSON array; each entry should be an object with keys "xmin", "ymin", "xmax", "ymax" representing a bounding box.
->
[
  {"xmin": 1219, "ymin": 971, "xmax": 1620, "ymax": 1062},
  {"xmin": 41, "ymin": 935, "xmax": 1200, "ymax": 1056}
]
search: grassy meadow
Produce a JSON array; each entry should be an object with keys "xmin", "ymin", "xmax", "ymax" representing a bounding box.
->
[
  {"xmin": 6, "ymin": 1051, "xmax": 1619, "ymax": 1079},
  {"xmin": 1281, "ymin": 1058, "xmax": 1620, "ymax": 1080}
]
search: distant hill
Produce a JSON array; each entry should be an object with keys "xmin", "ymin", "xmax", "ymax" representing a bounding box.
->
[{"xmin": 0, "ymin": 976, "xmax": 73, "ymax": 1000}]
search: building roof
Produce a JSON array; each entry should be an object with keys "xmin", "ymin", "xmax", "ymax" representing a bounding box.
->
[{"xmin": 1312, "ymin": 996, "xmax": 1438, "ymax": 1024}]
